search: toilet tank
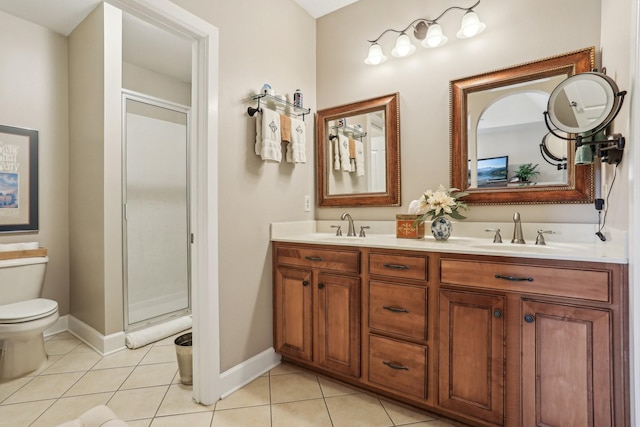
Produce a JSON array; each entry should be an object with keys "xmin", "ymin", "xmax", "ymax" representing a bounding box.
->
[{"xmin": 0, "ymin": 256, "xmax": 48, "ymax": 305}]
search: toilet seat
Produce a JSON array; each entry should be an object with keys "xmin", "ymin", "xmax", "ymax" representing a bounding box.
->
[{"xmin": 0, "ymin": 298, "xmax": 58, "ymax": 324}]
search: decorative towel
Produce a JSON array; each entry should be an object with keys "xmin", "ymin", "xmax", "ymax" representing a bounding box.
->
[
  {"xmin": 255, "ymin": 108, "xmax": 281, "ymax": 162},
  {"xmin": 285, "ymin": 117, "xmax": 307, "ymax": 163},
  {"xmin": 348, "ymin": 138, "xmax": 356, "ymax": 159},
  {"xmin": 280, "ymin": 114, "xmax": 292, "ymax": 144},
  {"xmin": 337, "ymin": 134, "xmax": 351, "ymax": 171},
  {"xmin": 355, "ymin": 140, "xmax": 365, "ymax": 176},
  {"xmin": 333, "ymin": 138, "xmax": 341, "ymax": 170}
]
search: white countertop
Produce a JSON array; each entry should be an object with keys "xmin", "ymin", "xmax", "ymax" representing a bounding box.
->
[{"xmin": 271, "ymin": 220, "xmax": 628, "ymax": 264}]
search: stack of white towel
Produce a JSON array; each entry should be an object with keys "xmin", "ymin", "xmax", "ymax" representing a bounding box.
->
[
  {"xmin": 255, "ymin": 108, "xmax": 306, "ymax": 164},
  {"xmin": 333, "ymin": 134, "xmax": 365, "ymax": 176}
]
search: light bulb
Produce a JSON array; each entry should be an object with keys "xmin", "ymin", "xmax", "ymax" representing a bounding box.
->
[
  {"xmin": 364, "ymin": 43, "xmax": 387, "ymax": 65},
  {"xmin": 456, "ymin": 10, "xmax": 486, "ymax": 39},
  {"xmin": 421, "ymin": 23, "xmax": 448, "ymax": 48},
  {"xmin": 391, "ymin": 33, "xmax": 416, "ymax": 58}
]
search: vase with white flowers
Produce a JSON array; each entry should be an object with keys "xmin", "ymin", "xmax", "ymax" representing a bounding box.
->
[{"xmin": 409, "ymin": 185, "xmax": 469, "ymax": 241}]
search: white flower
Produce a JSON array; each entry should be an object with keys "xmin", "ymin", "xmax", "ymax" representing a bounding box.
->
[{"xmin": 414, "ymin": 185, "xmax": 468, "ymax": 221}]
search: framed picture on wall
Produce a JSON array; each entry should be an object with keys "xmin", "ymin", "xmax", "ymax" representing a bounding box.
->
[{"xmin": 0, "ymin": 125, "xmax": 38, "ymax": 232}]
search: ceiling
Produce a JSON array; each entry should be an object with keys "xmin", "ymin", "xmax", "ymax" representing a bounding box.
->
[
  {"xmin": 0, "ymin": 0, "xmax": 358, "ymax": 83},
  {"xmin": 0, "ymin": 0, "xmax": 357, "ymax": 36},
  {"xmin": 293, "ymin": 0, "xmax": 359, "ymax": 19}
]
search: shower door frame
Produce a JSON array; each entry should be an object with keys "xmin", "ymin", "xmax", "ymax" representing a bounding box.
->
[{"xmin": 121, "ymin": 90, "xmax": 192, "ymax": 331}]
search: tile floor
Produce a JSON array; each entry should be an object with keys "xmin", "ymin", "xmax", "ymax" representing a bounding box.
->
[{"xmin": 0, "ymin": 332, "xmax": 463, "ymax": 427}]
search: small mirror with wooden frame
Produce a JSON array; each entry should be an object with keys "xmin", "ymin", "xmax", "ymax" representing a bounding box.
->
[{"xmin": 316, "ymin": 93, "xmax": 400, "ymax": 207}]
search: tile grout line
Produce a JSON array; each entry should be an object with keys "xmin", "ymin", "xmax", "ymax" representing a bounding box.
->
[
  {"xmin": 268, "ymin": 370, "xmax": 273, "ymax": 427},
  {"xmin": 317, "ymin": 374, "xmax": 337, "ymax": 427},
  {"xmin": 27, "ymin": 338, "xmax": 93, "ymax": 427}
]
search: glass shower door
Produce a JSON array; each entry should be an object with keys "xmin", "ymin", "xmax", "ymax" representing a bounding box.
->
[{"xmin": 123, "ymin": 93, "xmax": 191, "ymax": 328}]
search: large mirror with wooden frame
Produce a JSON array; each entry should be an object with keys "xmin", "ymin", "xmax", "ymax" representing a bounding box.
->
[
  {"xmin": 316, "ymin": 93, "xmax": 400, "ymax": 207},
  {"xmin": 450, "ymin": 47, "xmax": 595, "ymax": 205}
]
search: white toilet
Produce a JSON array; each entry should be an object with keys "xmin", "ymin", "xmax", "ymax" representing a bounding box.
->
[{"xmin": 0, "ymin": 255, "xmax": 59, "ymax": 381}]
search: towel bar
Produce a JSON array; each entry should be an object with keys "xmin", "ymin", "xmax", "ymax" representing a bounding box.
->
[{"xmin": 248, "ymin": 93, "xmax": 310, "ymax": 121}]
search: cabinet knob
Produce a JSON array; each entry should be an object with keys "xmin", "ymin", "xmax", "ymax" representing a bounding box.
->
[
  {"xmin": 524, "ymin": 314, "xmax": 535, "ymax": 323},
  {"xmin": 318, "ymin": 283, "xmax": 324, "ymax": 289},
  {"xmin": 493, "ymin": 310, "xmax": 502, "ymax": 318},
  {"xmin": 302, "ymin": 280, "xmax": 309, "ymax": 287}
]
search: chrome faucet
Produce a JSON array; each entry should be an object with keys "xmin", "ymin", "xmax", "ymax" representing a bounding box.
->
[
  {"xmin": 341, "ymin": 212, "xmax": 356, "ymax": 236},
  {"xmin": 511, "ymin": 212, "xmax": 525, "ymax": 244}
]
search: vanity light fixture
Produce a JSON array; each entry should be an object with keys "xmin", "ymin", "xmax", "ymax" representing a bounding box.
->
[{"xmin": 364, "ymin": 0, "xmax": 484, "ymax": 65}]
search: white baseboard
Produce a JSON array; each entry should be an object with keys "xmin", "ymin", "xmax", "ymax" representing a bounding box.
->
[
  {"xmin": 44, "ymin": 314, "xmax": 69, "ymax": 337},
  {"xmin": 67, "ymin": 316, "xmax": 126, "ymax": 356},
  {"xmin": 219, "ymin": 348, "xmax": 281, "ymax": 399},
  {"xmin": 45, "ymin": 316, "xmax": 281, "ymax": 399}
]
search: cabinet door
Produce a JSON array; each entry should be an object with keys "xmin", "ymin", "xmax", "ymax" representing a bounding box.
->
[
  {"xmin": 274, "ymin": 266, "xmax": 312, "ymax": 361},
  {"xmin": 438, "ymin": 289, "xmax": 505, "ymax": 425},
  {"xmin": 521, "ymin": 300, "xmax": 612, "ymax": 427},
  {"xmin": 317, "ymin": 273, "xmax": 361, "ymax": 377}
]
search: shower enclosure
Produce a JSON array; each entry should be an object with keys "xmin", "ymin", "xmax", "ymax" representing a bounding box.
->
[{"xmin": 122, "ymin": 91, "xmax": 191, "ymax": 329}]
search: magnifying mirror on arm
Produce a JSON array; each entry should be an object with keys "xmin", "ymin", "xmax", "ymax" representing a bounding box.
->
[{"xmin": 544, "ymin": 71, "xmax": 627, "ymax": 164}]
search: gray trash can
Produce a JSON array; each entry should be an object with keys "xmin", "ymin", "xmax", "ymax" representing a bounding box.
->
[{"xmin": 174, "ymin": 332, "xmax": 193, "ymax": 385}]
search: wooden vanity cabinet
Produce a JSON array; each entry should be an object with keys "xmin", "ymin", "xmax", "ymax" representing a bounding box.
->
[
  {"xmin": 520, "ymin": 299, "xmax": 613, "ymax": 427},
  {"xmin": 273, "ymin": 243, "xmax": 361, "ymax": 378},
  {"xmin": 273, "ymin": 242, "xmax": 628, "ymax": 427},
  {"xmin": 361, "ymin": 249, "xmax": 433, "ymax": 402},
  {"xmin": 440, "ymin": 255, "xmax": 628, "ymax": 427},
  {"xmin": 438, "ymin": 289, "xmax": 505, "ymax": 425}
]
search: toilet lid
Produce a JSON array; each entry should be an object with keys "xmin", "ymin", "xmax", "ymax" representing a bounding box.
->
[{"xmin": 0, "ymin": 298, "xmax": 58, "ymax": 323}]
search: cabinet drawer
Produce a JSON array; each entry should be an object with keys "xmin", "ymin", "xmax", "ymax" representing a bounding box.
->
[
  {"xmin": 369, "ymin": 252, "xmax": 427, "ymax": 281},
  {"xmin": 276, "ymin": 245, "xmax": 359, "ymax": 274},
  {"xmin": 440, "ymin": 259, "xmax": 610, "ymax": 302},
  {"xmin": 368, "ymin": 335, "xmax": 427, "ymax": 399},
  {"xmin": 369, "ymin": 281, "xmax": 427, "ymax": 340}
]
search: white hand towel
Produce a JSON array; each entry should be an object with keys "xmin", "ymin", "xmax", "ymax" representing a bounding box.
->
[
  {"xmin": 255, "ymin": 112, "xmax": 262, "ymax": 156},
  {"xmin": 258, "ymin": 108, "xmax": 282, "ymax": 162},
  {"xmin": 337, "ymin": 134, "xmax": 351, "ymax": 171},
  {"xmin": 333, "ymin": 138, "xmax": 341, "ymax": 170},
  {"xmin": 285, "ymin": 117, "xmax": 306, "ymax": 163},
  {"xmin": 355, "ymin": 140, "xmax": 365, "ymax": 176}
]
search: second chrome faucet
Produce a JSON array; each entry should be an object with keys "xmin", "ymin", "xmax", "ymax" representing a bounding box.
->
[
  {"xmin": 511, "ymin": 212, "xmax": 525, "ymax": 244},
  {"xmin": 341, "ymin": 212, "xmax": 356, "ymax": 237}
]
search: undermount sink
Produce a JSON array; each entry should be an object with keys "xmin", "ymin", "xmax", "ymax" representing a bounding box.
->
[
  {"xmin": 469, "ymin": 243, "xmax": 576, "ymax": 253},
  {"xmin": 312, "ymin": 234, "xmax": 370, "ymax": 242}
]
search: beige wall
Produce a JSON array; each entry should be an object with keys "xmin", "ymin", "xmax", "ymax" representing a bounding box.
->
[
  {"xmin": 600, "ymin": 0, "xmax": 632, "ymax": 228},
  {"xmin": 170, "ymin": 0, "xmax": 317, "ymax": 371},
  {"xmin": 316, "ymin": 0, "xmax": 613, "ymax": 226},
  {"xmin": 68, "ymin": 3, "xmax": 124, "ymax": 335},
  {"xmin": 122, "ymin": 62, "xmax": 191, "ymax": 106},
  {"xmin": 0, "ymin": 11, "xmax": 70, "ymax": 314}
]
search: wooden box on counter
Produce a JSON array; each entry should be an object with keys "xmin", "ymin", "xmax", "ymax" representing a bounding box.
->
[{"xmin": 395, "ymin": 214, "xmax": 425, "ymax": 239}]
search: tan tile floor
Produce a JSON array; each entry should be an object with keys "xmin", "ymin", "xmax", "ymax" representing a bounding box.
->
[{"xmin": 0, "ymin": 332, "xmax": 463, "ymax": 426}]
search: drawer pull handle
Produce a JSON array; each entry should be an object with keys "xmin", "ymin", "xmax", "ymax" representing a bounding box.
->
[
  {"xmin": 524, "ymin": 314, "xmax": 535, "ymax": 323},
  {"xmin": 302, "ymin": 280, "xmax": 309, "ymax": 287},
  {"xmin": 383, "ymin": 361, "xmax": 409, "ymax": 371},
  {"xmin": 495, "ymin": 274, "xmax": 533, "ymax": 282},
  {"xmin": 493, "ymin": 310, "xmax": 502, "ymax": 318},
  {"xmin": 318, "ymin": 283, "xmax": 324, "ymax": 289},
  {"xmin": 305, "ymin": 256, "xmax": 324, "ymax": 261},
  {"xmin": 383, "ymin": 305, "xmax": 409, "ymax": 314},
  {"xmin": 383, "ymin": 263, "xmax": 410, "ymax": 270}
]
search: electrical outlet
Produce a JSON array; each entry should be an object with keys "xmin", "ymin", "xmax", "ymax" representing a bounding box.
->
[{"xmin": 304, "ymin": 195, "xmax": 311, "ymax": 212}]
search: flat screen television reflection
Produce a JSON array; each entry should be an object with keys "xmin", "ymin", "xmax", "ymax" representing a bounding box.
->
[{"xmin": 469, "ymin": 156, "xmax": 509, "ymax": 187}]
